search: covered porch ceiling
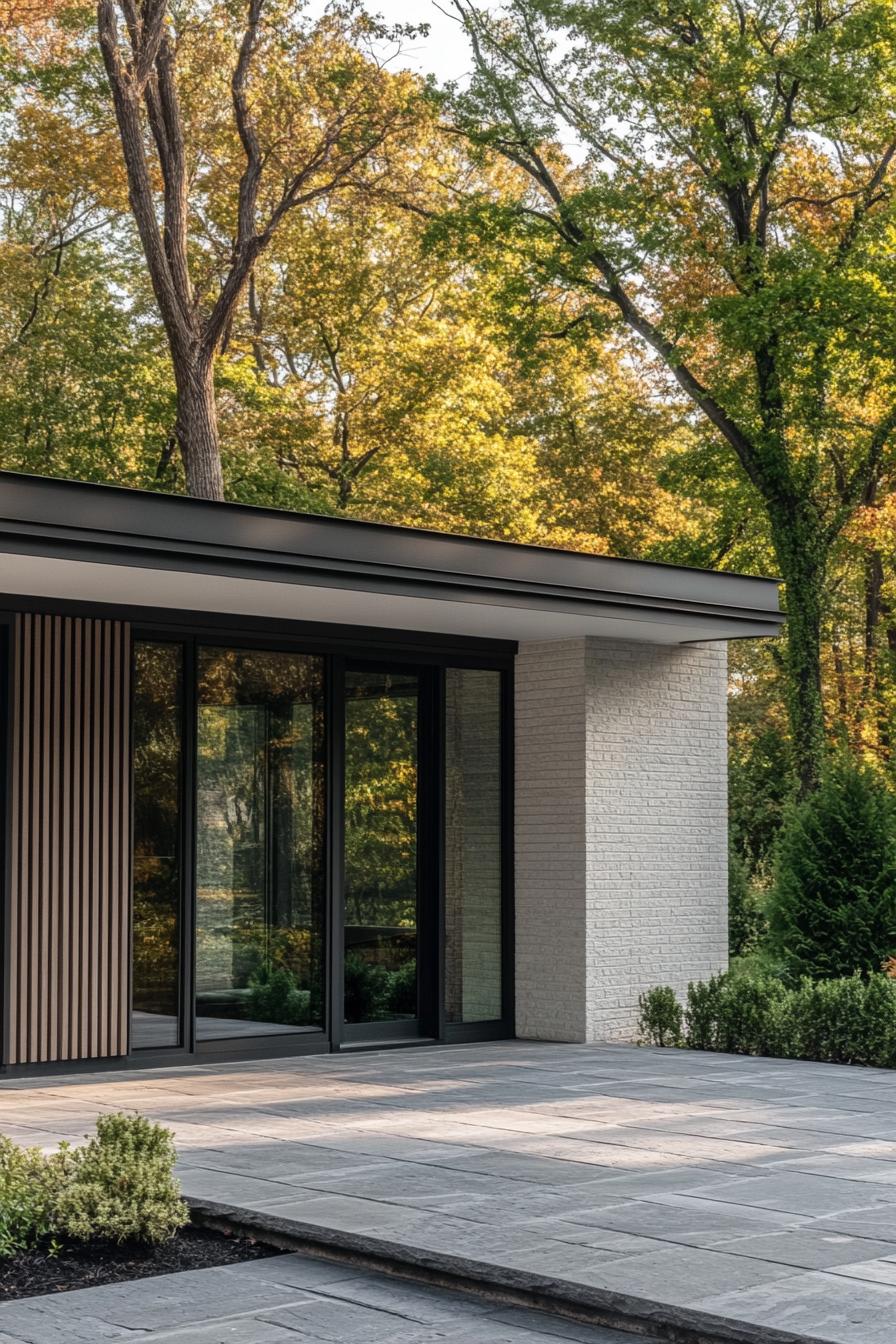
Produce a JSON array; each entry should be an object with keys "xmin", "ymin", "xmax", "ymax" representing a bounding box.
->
[{"xmin": 0, "ymin": 472, "xmax": 784, "ymax": 646}]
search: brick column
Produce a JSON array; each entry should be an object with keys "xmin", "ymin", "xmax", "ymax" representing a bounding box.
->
[{"xmin": 514, "ymin": 637, "xmax": 728, "ymax": 1042}]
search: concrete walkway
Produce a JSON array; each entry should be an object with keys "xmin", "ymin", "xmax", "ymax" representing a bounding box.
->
[{"xmin": 4, "ymin": 1042, "xmax": 896, "ymax": 1343}]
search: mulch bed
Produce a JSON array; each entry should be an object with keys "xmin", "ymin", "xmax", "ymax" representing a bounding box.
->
[{"xmin": 0, "ymin": 1223, "xmax": 281, "ymax": 1302}]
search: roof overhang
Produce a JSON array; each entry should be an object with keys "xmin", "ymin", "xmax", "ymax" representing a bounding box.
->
[{"xmin": 0, "ymin": 473, "xmax": 784, "ymax": 647}]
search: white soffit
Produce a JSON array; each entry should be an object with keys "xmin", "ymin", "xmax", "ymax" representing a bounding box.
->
[{"xmin": 0, "ymin": 552, "xmax": 780, "ymax": 645}]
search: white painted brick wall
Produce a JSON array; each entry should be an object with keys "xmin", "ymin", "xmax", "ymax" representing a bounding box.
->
[
  {"xmin": 515, "ymin": 640, "xmax": 589, "ymax": 1041},
  {"xmin": 515, "ymin": 636, "xmax": 728, "ymax": 1043}
]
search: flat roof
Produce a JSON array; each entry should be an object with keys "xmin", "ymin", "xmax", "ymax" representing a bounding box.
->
[{"xmin": 0, "ymin": 472, "xmax": 783, "ymax": 646}]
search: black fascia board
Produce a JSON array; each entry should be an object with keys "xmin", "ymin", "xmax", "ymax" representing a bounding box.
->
[{"xmin": 0, "ymin": 471, "xmax": 784, "ymax": 632}]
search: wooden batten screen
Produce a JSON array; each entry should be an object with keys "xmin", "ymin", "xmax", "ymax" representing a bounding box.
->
[{"xmin": 6, "ymin": 615, "xmax": 132, "ymax": 1065}]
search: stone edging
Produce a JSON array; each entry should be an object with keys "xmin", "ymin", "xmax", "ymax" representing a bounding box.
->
[{"xmin": 188, "ymin": 1197, "xmax": 824, "ymax": 1344}]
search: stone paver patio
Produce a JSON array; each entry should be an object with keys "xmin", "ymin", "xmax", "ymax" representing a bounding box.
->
[
  {"xmin": 0, "ymin": 1250, "xmax": 649, "ymax": 1344},
  {"xmin": 4, "ymin": 1041, "xmax": 896, "ymax": 1343}
]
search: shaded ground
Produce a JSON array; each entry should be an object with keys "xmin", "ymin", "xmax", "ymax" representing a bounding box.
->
[
  {"xmin": 4, "ymin": 1041, "xmax": 896, "ymax": 1342},
  {"xmin": 0, "ymin": 1250, "xmax": 653, "ymax": 1344},
  {"xmin": 0, "ymin": 1224, "xmax": 277, "ymax": 1301}
]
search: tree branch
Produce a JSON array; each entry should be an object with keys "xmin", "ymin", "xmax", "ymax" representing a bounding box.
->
[
  {"xmin": 232, "ymin": 0, "xmax": 265, "ymax": 252},
  {"xmin": 837, "ymin": 139, "xmax": 896, "ymax": 261},
  {"xmin": 828, "ymin": 403, "xmax": 896, "ymax": 541},
  {"xmin": 97, "ymin": 0, "xmax": 190, "ymax": 349}
]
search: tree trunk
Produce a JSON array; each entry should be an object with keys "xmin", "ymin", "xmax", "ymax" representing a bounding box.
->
[
  {"xmin": 771, "ymin": 513, "xmax": 827, "ymax": 797},
  {"xmin": 174, "ymin": 355, "xmax": 225, "ymax": 501},
  {"xmin": 881, "ymin": 603, "xmax": 896, "ymax": 756},
  {"xmin": 862, "ymin": 550, "xmax": 885, "ymax": 747}
]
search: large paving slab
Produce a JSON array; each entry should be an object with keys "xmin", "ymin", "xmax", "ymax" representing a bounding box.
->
[
  {"xmin": 0, "ymin": 1250, "xmax": 651, "ymax": 1343},
  {"xmin": 4, "ymin": 1041, "xmax": 896, "ymax": 1341}
]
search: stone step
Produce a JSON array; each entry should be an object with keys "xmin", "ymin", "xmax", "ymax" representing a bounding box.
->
[{"xmin": 189, "ymin": 1196, "xmax": 819, "ymax": 1344}]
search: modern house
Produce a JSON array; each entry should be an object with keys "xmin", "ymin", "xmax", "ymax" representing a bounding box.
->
[{"xmin": 0, "ymin": 471, "xmax": 783, "ymax": 1072}]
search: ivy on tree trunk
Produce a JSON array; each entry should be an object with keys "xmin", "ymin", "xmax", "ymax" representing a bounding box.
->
[{"xmin": 447, "ymin": 0, "xmax": 896, "ymax": 792}]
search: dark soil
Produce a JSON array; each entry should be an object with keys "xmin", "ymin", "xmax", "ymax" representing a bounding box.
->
[{"xmin": 0, "ymin": 1223, "xmax": 281, "ymax": 1302}]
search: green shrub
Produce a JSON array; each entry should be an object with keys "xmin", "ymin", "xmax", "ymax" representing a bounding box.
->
[
  {"xmin": 766, "ymin": 756, "xmax": 896, "ymax": 981},
  {"xmin": 787, "ymin": 974, "xmax": 896, "ymax": 1067},
  {"xmin": 790, "ymin": 976, "xmax": 857, "ymax": 1065},
  {"xmin": 762, "ymin": 987, "xmax": 802, "ymax": 1060},
  {"xmin": 246, "ymin": 965, "xmax": 312, "ymax": 1026},
  {"xmin": 637, "ymin": 986, "xmax": 683, "ymax": 1046},
  {"xmin": 715, "ymin": 973, "xmax": 790, "ymax": 1057},
  {"xmin": 0, "ymin": 1138, "xmax": 69, "ymax": 1258},
  {"xmin": 857, "ymin": 973, "xmax": 896, "ymax": 1066},
  {"xmin": 644, "ymin": 969, "xmax": 896, "ymax": 1069},
  {"xmin": 685, "ymin": 974, "xmax": 725, "ymax": 1050},
  {"xmin": 52, "ymin": 1113, "xmax": 188, "ymax": 1245}
]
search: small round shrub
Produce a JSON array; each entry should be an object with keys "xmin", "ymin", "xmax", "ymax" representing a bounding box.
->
[
  {"xmin": 714, "ymin": 973, "xmax": 790, "ymax": 1057},
  {"xmin": 0, "ymin": 1137, "xmax": 70, "ymax": 1258},
  {"xmin": 685, "ymin": 974, "xmax": 725, "ymax": 1050},
  {"xmin": 51, "ymin": 1113, "xmax": 188, "ymax": 1245},
  {"xmin": 637, "ymin": 986, "xmax": 683, "ymax": 1046}
]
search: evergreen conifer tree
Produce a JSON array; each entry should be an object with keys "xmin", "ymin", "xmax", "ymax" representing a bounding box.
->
[{"xmin": 767, "ymin": 758, "xmax": 896, "ymax": 980}]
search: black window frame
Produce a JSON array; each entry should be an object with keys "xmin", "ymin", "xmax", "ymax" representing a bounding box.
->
[
  {"xmin": 126, "ymin": 614, "xmax": 514, "ymax": 1066},
  {"xmin": 0, "ymin": 602, "xmax": 514, "ymax": 1071}
]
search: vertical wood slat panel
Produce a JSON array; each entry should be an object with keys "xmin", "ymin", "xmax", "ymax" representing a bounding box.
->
[
  {"xmin": 30, "ymin": 614, "xmax": 41, "ymax": 1063},
  {"xmin": 6, "ymin": 615, "xmax": 131, "ymax": 1065}
]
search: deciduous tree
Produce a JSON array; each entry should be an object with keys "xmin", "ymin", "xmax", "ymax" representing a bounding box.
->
[
  {"xmin": 447, "ymin": 0, "xmax": 896, "ymax": 792},
  {"xmin": 96, "ymin": 0, "xmax": 421, "ymax": 497}
]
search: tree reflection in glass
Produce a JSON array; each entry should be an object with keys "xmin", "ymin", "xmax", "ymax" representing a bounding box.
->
[
  {"xmin": 132, "ymin": 642, "xmax": 184, "ymax": 1049},
  {"xmin": 343, "ymin": 670, "xmax": 419, "ymax": 1024},
  {"xmin": 195, "ymin": 648, "xmax": 325, "ymax": 1039}
]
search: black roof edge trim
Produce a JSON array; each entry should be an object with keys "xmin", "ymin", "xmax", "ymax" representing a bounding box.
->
[
  {"xmin": 0, "ymin": 529, "xmax": 786, "ymax": 630},
  {"xmin": 0, "ymin": 469, "xmax": 784, "ymax": 587}
]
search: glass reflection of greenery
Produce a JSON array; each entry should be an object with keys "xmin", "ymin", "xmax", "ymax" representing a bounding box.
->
[
  {"xmin": 343, "ymin": 670, "xmax": 420, "ymax": 1025},
  {"xmin": 132, "ymin": 642, "xmax": 183, "ymax": 1044},
  {"xmin": 344, "ymin": 673, "xmax": 418, "ymax": 929},
  {"xmin": 247, "ymin": 965, "xmax": 314, "ymax": 1026},
  {"xmin": 343, "ymin": 954, "xmax": 418, "ymax": 1023},
  {"xmin": 195, "ymin": 648, "xmax": 325, "ymax": 1034}
]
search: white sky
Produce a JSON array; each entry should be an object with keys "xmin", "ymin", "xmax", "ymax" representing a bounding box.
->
[
  {"xmin": 372, "ymin": 1, "xmax": 590, "ymax": 163},
  {"xmin": 368, "ymin": 1, "xmax": 478, "ymax": 85}
]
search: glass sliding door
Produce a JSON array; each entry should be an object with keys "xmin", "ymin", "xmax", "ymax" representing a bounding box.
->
[
  {"xmin": 130, "ymin": 637, "xmax": 509, "ymax": 1059},
  {"xmin": 195, "ymin": 648, "xmax": 325, "ymax": 1040},
  {"xmin": 343, "ymin": 668, "xmax": 422, "ymax": 1032},
  {"xmin": 132, "ymin": 642, "xmax": 185, "ymax": 1049}
]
